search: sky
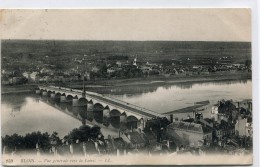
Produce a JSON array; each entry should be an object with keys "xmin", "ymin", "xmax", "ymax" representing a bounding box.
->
[{"xmin": 0, "ymin": 9, "xmax": 251, "ymax": 41}]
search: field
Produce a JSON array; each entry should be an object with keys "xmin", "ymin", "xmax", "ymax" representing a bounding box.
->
[{"xmin": 1, "ymin": 40, "xmax": 251, "ymax": 70}]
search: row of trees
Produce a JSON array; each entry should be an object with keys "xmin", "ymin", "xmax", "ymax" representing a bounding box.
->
[
  {"xmin": 2, "ymin": 124, "xmax": 102, "ymax": 153},
  {"xmin": 2, "ymin": 132, "xmax": 56, "ymax": 152}
]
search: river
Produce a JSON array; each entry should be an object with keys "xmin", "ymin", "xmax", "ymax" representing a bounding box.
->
[
  {"xmin": 1, "ymin": 79, "xmax": 252, "ymax": 138},
  {"xmin": 88, "ymin": 79, "xmax": 252, "ymax": 113}
]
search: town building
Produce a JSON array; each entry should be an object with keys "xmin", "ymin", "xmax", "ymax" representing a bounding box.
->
[
  {"xmin": 235, "ymin": 116, "xmax": 253, "ymax": 137},
  {"xmin": 121, "ymin": 131, "xmax": 147, "ymax": 149},
  {"xmin": 166, "ymin": 121, "xmax": 212, "ymax": 147}
]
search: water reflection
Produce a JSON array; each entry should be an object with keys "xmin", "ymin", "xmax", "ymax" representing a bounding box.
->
[
  {"xmin": 38, "ymin": 96, "xmax": 121, "ymax": 129},
  {"xmin": 1, "ymin": 79, "xmax": 252, "ymax": 137},
  {"xmin": 87, "ymin": 79, "xmax": 250, "ymax": 95},
  {"xmin": 105, "ymin": 80, "xmax": 252, "ymax": 113},
  {"xmin": 1, "ymin": 92, "xmax": 29, "ymax": 112},
  {"xmin": 1, "ymin": 95, "xmax": 82, "ymax": 137}
]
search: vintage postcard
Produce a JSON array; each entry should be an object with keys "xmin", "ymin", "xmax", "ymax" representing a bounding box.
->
[{"xmin": 0, "ymin": 9, "xmax": 252, "ymax": 165}]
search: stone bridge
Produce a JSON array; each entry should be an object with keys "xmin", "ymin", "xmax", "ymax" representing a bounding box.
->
[{"xmin": 37, "ymin": 86, "xmax": 163, "ymax": 130}]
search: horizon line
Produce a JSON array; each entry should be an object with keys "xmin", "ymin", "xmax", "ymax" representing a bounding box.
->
[{"xmin": 1, "ymin": 39, "xmax": 252, "ymax": 43}]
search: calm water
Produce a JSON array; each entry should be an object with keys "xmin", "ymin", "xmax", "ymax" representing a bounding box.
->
[
  {"xmin": 1, "ymin": 94, "xmax": 82, "ymax": 137},
  {"xmin": 91, "ymin": 80, "xmax": 252, "ymax": 113},
  {"xmin": 1, "ymin": 80, "xmax": 252, "ymax": 137}
]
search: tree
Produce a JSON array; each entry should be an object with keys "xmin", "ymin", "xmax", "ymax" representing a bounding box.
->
[
  {"xmin": 50, "ymin": 132, "xmax": 62, "ymax": 146},
  {"xmin": 66, "ymin": 125, "xmax": 102, "ymax": 143},
  {"xmin": 89, "ymin": 125, "xmax": 102, "ymax": 139},
  {"xmin": 2, "ymin": 131, "xmax": 52, "ymax": 152},
  {"xmin": 2, "ymin": 134, "xmax": 24, "ymax": 150}
]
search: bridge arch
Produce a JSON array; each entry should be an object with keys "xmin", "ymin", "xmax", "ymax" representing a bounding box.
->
[
  {"xmin": 126, "ymin": 115, "xmax": 138, "ymax": 130},
  {"xmin": 103, "ymin": 106, "xmax": 110, "ymax": 126},
  {"xmin": 47, "ymin": 90, "xmax": 53, "ymax": 97},
  {"xmin": 94, "ymin": 103, "xmax": 104, "ymax": 109},
  {"xmin": 110, "ymin": 109, "xmax": 121, "ymax": 128},
  {"xmin": 66, "ymin": 95, "xmax": 73, "ymax": 101},
  {"xmin": 93, "ymin": 103, "xmax": 104, "ymax": 124},
  {"xmin": 110, "ymin": 109, "xmax": 121, "ymax": 117},
  {"xmin": 79, "ymin": 97, "xmax": 88, "ymax": 106},
  {"xmin": 55, "ymin": 92, "xmax": 61, "ymax": 98},
  {"xmin": 40, "ymin": 89, "xmax": 45, "ymax": 93}
]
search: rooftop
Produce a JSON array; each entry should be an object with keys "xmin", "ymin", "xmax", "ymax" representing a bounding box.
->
[{"xmin": 168, "ymin": 121, "xmax": 212, "ymax": 133}]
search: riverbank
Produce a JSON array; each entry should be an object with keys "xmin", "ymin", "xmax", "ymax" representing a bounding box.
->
[
  {"xmin": 69, "ymin": 71, "xmax": 251, "ymax": 89},
  {"xmin": 1, "ymin": 71, "xmax": 251, "ymax": 94},
  {"xmin": 1, "ymin": 84, "xmax": 37, "ymax": 95}
]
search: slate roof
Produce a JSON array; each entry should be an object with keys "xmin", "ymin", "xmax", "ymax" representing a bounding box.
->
[{"xmin": 168, "ymin": 121, "xmax": 212, "ymax": 133}]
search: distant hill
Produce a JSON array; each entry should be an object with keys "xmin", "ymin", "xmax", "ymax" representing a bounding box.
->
[{"xmin": 1, "ymin": 40, "xmax": 251, "ymax": 64}]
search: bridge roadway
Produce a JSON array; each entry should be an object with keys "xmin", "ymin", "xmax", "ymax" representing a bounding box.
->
[{"xmin": 38, "ymin": 86, "xmax": 163, "ymax": 119}]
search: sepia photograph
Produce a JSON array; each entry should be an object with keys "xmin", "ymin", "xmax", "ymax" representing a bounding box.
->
[{"xmin": 0, "ymin": 9, "xmax": 253, "ymax": 165}]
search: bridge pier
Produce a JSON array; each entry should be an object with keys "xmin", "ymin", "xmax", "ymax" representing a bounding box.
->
[
  {"xmin": 103, "ymin": 108, "xmax": 110, "ymax": 126},
  {"xmin": 35, "ymin": 89, "xmax": 41, "ymax": 94},
  {"xmin": 72, "ymin": 98, "xmax": 79, "ymax": 107},
  {"xmin": 103, "ymin": 108, "xmax": 110, "ymax": 118},
  {"xmin": 138, "ymin": 118, "xmax": 146, "ymax": 130},
  {"xmin": 50, "ymin": 93, "xmax": 56, "ymax": 99},
  {"xmin": 120, "ymin": 113, "xmax": 127, "ymax": 123},
  {"xmin": 72, "ymin": 98, "xmax": 88, "ymax": 107},
  {"xmin": 60, "ymin": 95, "xmax": 67, "ymax": 102},
  {"xmin": 42, "ymin": 91, "xmax": 48, "ymax": 96},
  {"xmin": 87, "ymin": 102, "xmax": 94, "ymax": 111}
]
